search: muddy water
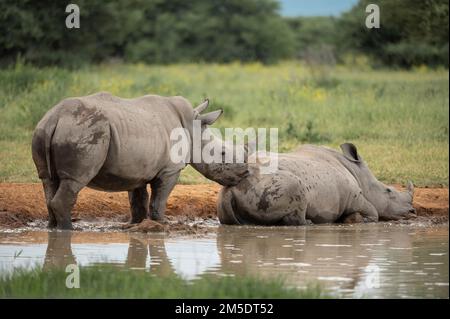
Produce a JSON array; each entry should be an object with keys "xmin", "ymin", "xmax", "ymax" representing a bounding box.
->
[{"xmin": 0, "ymin": 223, "xmax": 448, "ymax": 298}]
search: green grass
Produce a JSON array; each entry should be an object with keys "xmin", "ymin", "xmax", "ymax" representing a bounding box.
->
[
  {"xmin": 0, "ymin": 265, "xmax": 326, "ymax": 298},
  {"xmin": 0, "ymin": 62, "xmax": 448, "ymax": 186}
]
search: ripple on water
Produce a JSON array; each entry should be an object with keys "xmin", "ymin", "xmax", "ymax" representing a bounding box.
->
[
  {"xmin": 318, "ymin": 276, "xmax": 353, "ymax": 282},
  {"xmin": 315, "ymin": 244, "xmax": 352, "ymax": 247}
]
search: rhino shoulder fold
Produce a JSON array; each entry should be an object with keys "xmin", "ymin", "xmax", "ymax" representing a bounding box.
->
[
  {"xmin": 166, "ymin": 96, "xmax": 196, "ymax": 119},
  {"xmin": 168, "ymin": 96, "xmax": 193, "ymax": 110}
]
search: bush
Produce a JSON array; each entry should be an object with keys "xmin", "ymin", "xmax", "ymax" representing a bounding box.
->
[
  {"xmin": 383, "ymin": 42, "xmax": 449, "ymax": 68},
  {"xmin": 0, "ymin": 0, "xmax": 294, "ymax": 67},
  {"xmin": 285, "ymin": 120, "xmax": 331, "ymax": 143},
  {"xmin": 337, "ymin": 0, "xmax": 449, "ymax": 68},
  {"xmin": 286, "ymin": 16, "xmax": 339, "ymax": 61}
]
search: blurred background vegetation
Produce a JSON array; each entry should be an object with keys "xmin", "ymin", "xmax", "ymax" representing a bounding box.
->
[{"xmin": 0, "ymin": 0, "xmax": 448, "ymax": 68}]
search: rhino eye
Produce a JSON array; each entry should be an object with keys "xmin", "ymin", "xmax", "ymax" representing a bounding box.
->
[{"xmin": 386, "ymin": 188, "xmax": 392, "ymax": 193}]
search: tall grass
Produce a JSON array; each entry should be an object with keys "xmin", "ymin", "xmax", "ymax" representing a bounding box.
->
[
  {"xmin": 0, "ymin": 265, "xmax": 326, "ymax": 298},
  {"xmin": 0, "ymin": 61, "xmax": 448, "ymax": 185}
]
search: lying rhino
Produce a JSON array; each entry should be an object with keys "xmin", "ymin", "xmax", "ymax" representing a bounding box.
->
[
  {"xmin": 218, "ymin": 143, "xmax": 416, "ymax": 225},
  {"xmin": 32, "ymin": 92, "xmax": 244, "ymax": 230}
]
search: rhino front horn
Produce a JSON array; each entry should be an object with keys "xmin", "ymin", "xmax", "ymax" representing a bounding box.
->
[{"xmin": 407, "ymin": 180, "xmax": 414, "ymax": 195}]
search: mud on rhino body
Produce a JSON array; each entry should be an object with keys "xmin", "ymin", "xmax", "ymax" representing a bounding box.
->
[
  {"xmin": 218, "ymin": 143, "xmax": 416, "ymax": 226},
  {"xmin": 32, "ymin": 92, "xmax": 233, "ymax": 230}
]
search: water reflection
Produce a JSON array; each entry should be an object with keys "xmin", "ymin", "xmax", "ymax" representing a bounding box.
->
[
  {"xmin": 37, "ymin": 232, "xmax": 179, "ymax": 277},
  {"xmin": 43, "ymin": 231, "xmax": 75, "ymax": 270},
  {"xmin": 126, "ymin": 236, "xmax": 175, "ymax": 276},
  {"xmin": 215, "ymin": 225, "xmax": 448, "ymax": 298},
  {"xmin": 0, "ymin": 223, "xmax": 448, "ymax": 298}
]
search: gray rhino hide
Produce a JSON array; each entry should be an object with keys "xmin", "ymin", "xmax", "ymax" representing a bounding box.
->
[
  {"xmin": 217, "ymin": 144, "xmax": 415, "ymax": 225},
  {"xmin": 32, "ymin": 92, "xmax": 220, "ymax": 229}
]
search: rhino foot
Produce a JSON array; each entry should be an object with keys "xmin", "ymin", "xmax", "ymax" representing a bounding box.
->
[
  {"xmin": 56, "ymin": 223, "xmax": 74, "ymax": 230},
  {"xmin": 151, "ymin": 213, "xmax": 168, "ymax": 224},
  {"xmin": 405, "ymin": 212, "xmax": 418, "ymax": 219},
  {"xmin": 121, "ymin": 222, "xmax": 136, "ymax": 230},
  {"xmin": 362, "ymin": 217, "xmax": 377, "ymax": 223},
  {"xmin": 342, "ymin": 213, "xmax": 364, "ymax": 224},
  {"xmin": 47, "ymin": 219, "xmax": 57, "ymax": 229},
  {"xmin": 129, "ymin": 217, "xmax": 145, "ymax": 224}
]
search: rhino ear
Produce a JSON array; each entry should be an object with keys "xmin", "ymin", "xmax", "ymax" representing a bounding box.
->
[
  {"xmin": 340, "ymin": 143, "xmax": 361, "ymax": 163},
  {"xmin": 198, "ymin": 109, "xmax": 223, "ymax": 125},
  {"xmin": 194, "ymin": 99, "xmax": 209, "ymax": 114}
]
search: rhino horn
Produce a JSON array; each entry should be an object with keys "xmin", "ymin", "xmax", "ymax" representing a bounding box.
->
[
  {"xmin": 194, "ymin": 99, "xmax": 209, "ymax": 114},
  {"xmin": 406, "ymin": 180, "xmax": 414, "ymax": 196}
]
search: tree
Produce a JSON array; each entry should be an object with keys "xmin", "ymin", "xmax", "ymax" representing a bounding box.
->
[
  {"xmin": 0, "ymin": 0, "xmax": 294, "ymax": 66},
  {"xmin": 337, "ymin": 0, "xmax": 449, "ymax": 67}
]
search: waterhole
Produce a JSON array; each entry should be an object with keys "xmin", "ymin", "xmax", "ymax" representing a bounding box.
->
[{"xmin": 0, "ymin": 223, "xmax": 448, "ymax": 298}]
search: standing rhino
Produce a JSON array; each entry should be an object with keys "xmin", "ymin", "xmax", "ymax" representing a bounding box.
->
[
  {"xmin": 32, "ymin": 92, "xmax": 242, "ymax": 230},
  {"xmin": 218, "ymin": 143, "xmax": 416, "ymax": 225}
]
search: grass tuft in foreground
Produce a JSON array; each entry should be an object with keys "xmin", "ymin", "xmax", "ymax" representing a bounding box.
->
[{"xmin": 0, "ymin": 265, "xmax": 327, "ymax": 298}]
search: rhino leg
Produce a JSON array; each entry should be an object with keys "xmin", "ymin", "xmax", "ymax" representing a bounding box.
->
[
  {"xmin": 217, "ymin": 187, "xmax": 240, "ymax": 225},
  {"xmin": 279, "ymin": 208, "xmax": 309, "ymax": 225},
  {"xmin": 42, "ymin": 179, "xmax": 59, "ymax": 228},
  {"xmin": 128, "ymin": 186, "xmax": 149, "ymax": 224},
  {"xmin": 149, "ymin": 172, "xmax": 180, "ymax": 221},
  {"xmin": 49, "ymin": 179, "xmax": 84, "ymax": 230},
  {"xmin": 342, "ymin": 212, "xmax": 364, "ymax": 223},
  {"xmin": 346, "ymin": 193, "xmax": 379, "ymax": 223}
]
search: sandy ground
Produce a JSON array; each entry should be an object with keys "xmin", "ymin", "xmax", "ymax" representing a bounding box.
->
[{"xmin": 0, "ymin": 183, "xmax": 448, "ymax": 231}]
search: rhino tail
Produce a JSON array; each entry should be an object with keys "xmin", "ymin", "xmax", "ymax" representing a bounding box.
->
[{"xmin": 43, "ymin": 117, "xmax": 59, "ymax": 180}]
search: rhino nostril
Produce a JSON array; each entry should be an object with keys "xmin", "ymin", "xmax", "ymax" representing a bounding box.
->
[{"xmin": 409, "ymin": 208, "xmax": 416, "ymax": 214}]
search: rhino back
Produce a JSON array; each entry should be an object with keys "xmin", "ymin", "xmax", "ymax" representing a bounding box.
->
[
  {"xmin": 277, "ymin": 149, "xmax": 361, "ymax": 222},
  {"xmin": 48, "ymin": 92, "xmax": 188, "ymax": 190}
]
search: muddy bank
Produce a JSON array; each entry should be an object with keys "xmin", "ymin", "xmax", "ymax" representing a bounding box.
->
[
  {"xmin": 0, "ymin": 183, "xmax": 448, "ymax": 229},
  {"xmin": 0, "ymin": 183, "xmax": 219, "ymax": 230}
]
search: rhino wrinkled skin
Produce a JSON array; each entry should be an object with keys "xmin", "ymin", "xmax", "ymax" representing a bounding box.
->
[
  {"xmin": 217, "ymin": 143, "xmax": 416, "ymax": 225},
  {"xmin": 32, "ymin": 92, "xmax": 225, "ymax": 229}
]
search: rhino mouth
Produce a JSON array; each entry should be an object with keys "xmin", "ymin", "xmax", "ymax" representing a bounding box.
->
[{"xmin": 381, "ymin": 208, "xmax": 417, "ymax": 221}]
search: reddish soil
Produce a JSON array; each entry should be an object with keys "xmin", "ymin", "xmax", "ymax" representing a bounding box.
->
[
  {"xmin": 0, "ymin": 183, "xmax": 220, "ymax": 228},
  {"xmin": 0, "ymin": 183, "xmax": 448, "ymax": 229}
]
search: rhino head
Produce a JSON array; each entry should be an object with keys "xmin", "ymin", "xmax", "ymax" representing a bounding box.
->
[
  {"xmin": 340, "ymin": 143, "xmax": 416, "ymax": 220},
  {"xmin": 189, "ymin": 100, "xmax": 249, "ymax": 186}
]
